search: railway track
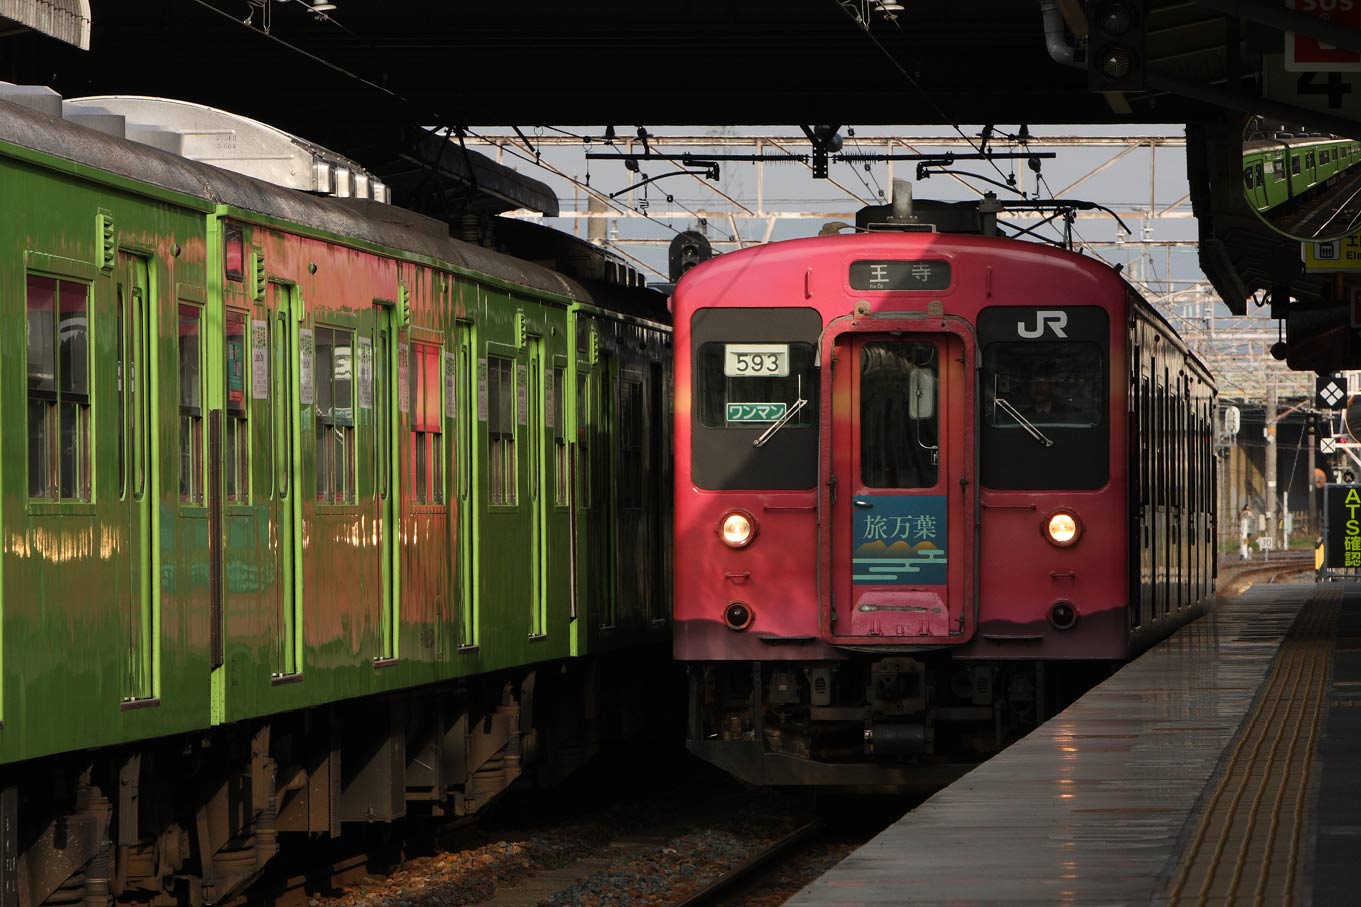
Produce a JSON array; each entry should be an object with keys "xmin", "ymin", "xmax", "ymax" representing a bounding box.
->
[
  {"xmin": 1218, "ymin": 551, "xmax": 1316, "ymax": 595},
  {"xmin": 669, "ymin": 820, "xmax": 823, "ymax": 907}
]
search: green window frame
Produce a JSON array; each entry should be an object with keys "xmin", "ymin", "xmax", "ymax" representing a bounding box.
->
[
  {"xmin": 225, "ymin": 309, "xmax": 250, "ymax": 503},
  {"xmin": 178, "ymin": 303, "xmax": 205, "ymax": 505},
  {"xmin": 26, "ymin": 274, "xmax": 92, "ymax": 501},
  {"xmin": 552, "ymin": 367, "xmax": 567, "ymax": 506},
  {"xmin": 411, "ymin": 340, "xmax": 445, "ymax": 505},
  {"xmin": 315, "ymin": 325, "xmax": 356, "ymax": 504},
  {"xmin": 488, "ymin": 356, "xmax": 517, "ymax": 506}
]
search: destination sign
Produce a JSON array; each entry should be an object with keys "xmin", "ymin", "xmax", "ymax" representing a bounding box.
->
[{"xmin": 849, "ymin": 259, "xmax": 951, "ymax": 291}]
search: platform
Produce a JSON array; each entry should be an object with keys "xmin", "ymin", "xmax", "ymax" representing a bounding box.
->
[{"xmin": 787, "ymin": 583, "xmax": 1360, "ymax": 906}]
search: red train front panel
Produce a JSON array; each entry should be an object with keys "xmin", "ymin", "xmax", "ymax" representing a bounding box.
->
[{"xmin": 673, "ymin": 232, "xmax": 1134, "ymax": 780}]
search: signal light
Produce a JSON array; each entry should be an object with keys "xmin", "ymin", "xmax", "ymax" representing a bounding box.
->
[
  {"xmin": 718, "ymin": 510, "xmax": 757, "ymax": 548},
  {"xmin": 1086, "ymin": 1, "xmax": 1146, "ymax": 92},
  {"xmin": 668, "ymin": 229, "xmax": 712, "ymax": 283}
]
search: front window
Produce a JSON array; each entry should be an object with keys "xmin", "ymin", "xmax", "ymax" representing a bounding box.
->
[
  {"xmin": 978, "ymin": 307, "xmax": 1109, "ymax": 490},
  {"xmin": 690, "ymin": 307, "xmax": 822, "ymax": 490},
  {"xmin": 860, "ymin": 341, "xmax": 939, "ymax": 489}
]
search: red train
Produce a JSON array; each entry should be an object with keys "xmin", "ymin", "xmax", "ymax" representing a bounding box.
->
[{"xmin": 672, "ymin": 199, "xmax": 1217, "ymax": 785}]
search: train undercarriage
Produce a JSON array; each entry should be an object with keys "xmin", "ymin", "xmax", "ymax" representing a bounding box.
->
[
  {"xmin": 0, "ymin": 652, "xmax": 663, "ymax": 907},
  {"xmin": 687, "ymin": 657, "xmax": 1113, "ymax": 787}
]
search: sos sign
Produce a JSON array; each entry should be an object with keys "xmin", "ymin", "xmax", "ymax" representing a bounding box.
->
[{"xmin": 1287, "ymin": 0, "xmax": 1361, "ymax": 71}]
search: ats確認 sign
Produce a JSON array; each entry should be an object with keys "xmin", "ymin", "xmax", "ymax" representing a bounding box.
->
[{"xmin": 1324, "ymin": 483, "xmax": 1361, "ymax": 568}]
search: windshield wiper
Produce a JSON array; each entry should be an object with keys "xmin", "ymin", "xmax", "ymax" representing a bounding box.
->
[
  {"xmin": 994, "ymin": 397, "xmax": 1053, "ymax": 448},
  {"xmin": 753, "ymin": 376, "xmax": 808, "ymax": 448}
]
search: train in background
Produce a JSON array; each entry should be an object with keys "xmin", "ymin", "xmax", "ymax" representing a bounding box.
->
[
  {"xmin": 0, "ymin": 90, "xmax": 670, "ymax": 906},
  {"xmin": 1243, "ymin": 134, "xmax": 1361, "ymax": 214},
  {"xmin": 673, "ymin": 190, "xmax": 1217, "ymax": 786}
]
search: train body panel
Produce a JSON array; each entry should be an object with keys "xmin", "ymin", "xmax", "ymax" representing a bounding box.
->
[{"xmin": 674, "ymin": 229, "xmax": 1215, "ymax": 782}]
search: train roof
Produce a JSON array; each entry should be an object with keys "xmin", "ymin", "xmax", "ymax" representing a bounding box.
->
[
  {"xmin": 1243, "ymin": 135, "xmax": 1356, "ymax": 153},
  {"xmin": 0, "ymin": 96, "xmax": 592, "ymax": 304}
]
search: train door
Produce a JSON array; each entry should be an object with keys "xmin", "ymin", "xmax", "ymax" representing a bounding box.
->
[
  {"xmin": 118, "ymin": 253, "xmax": 156, "ymax": 700},
  {"xmin": 270, "ymin": 282, "xmax": 302, "ymax": 676},
  {"xmin": 1138, "ymin": 367, "xmax": 1154, "ymax": 627},
  {"xmin": 830, "ymin": 332, "xmax": 974, "ymax": 641},
  {"xmin": 528, "ymin": 335, "xmax": 548, "ymax": 636},
  {"xmin": 374, "ymin": 302, "xmax": 399, "ymax": 659},
  {"xmin": 455, "ymin": 320, "xmax": 476, "ymax": 647}
]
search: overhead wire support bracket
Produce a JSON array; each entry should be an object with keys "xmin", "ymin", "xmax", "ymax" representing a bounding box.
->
[
  {"xmin": 585, "ymin": 151, "xmax": 806, "ymax": 164},
  {"xmin": 836, "ymin": 151, "xmax": 1056, "ymax": 164}
]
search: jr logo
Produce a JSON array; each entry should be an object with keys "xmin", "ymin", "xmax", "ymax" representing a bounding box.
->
[{"xmin": 1017, "ymin": 310, "xmax": 1068, "ymax": 339}]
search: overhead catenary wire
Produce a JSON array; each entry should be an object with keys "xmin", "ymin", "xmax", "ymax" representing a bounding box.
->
[{"xmin": 832, "ymin": 0, "xmax": 1017, "ymax": 192}]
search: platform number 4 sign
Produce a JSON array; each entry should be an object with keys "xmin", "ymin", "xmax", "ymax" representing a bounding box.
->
[{"xmin": 1318, "ymin": 374, "xmax": 1348, "ymax": 409}]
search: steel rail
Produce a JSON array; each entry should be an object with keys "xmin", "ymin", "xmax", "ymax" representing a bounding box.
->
[{"xmin": 671, "ymin": 820, "xmax": 823, "ymax": 907}]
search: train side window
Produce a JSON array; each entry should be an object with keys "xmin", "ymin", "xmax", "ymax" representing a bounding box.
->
[
  {"xmin": 488, "ymin": 356, "xmax": 517, "ymax": 505},
  {"xmin": 1274, "ymin": 156, "xmax": 1285, "ymax": 180},
  {"xmin": 314, "ymin": 326, "xmax": 356, "ymax": 504},
  {"xmin": 620, "ymin": 376, "xmax": 644, "ymax": 508},
  {"xmin": 1140, "ymin": 376, "xmax": 1151, "ymax": 505},
  {"xmin": 26, "ymin": 274, "xmax": 92, "ymax": 501},
  {"xmin": 1292, "ymin": 155, "xmax": 1301, "ymax": 175},
  {"xmin": 1243, "ymin": 168, "xmax": 1253, "ymax": 190},
  {"xmin": 225, "ymin": 310, "xmax": 250, "ymax": 503},
  {"xmin": 553, "ymin": 367, "xmax": 567, "ymax": 506},
  {"xmin": 179, "ymin": 303, "xmax": 205, "ymax": 504},
  {"xmin": 577, "ymin": 373, "xmax": 590, "ymax": 507},
  {"xmin": 411, "ymin": 340, "xmax": 444, "ymax": 505}
]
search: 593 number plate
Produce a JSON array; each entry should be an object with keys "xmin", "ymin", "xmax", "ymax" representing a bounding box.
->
[{"xmin": 724, "ymin": 343, "xmax": 790, "ymax": 377}]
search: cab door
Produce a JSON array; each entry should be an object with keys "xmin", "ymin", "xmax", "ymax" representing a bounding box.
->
[{"xmin": 830, "ymin": 330, "xmax": 974, "ymax": 641}]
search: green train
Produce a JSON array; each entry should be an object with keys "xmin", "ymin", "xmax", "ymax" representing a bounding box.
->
[
  {"xmin": 1242, "ymin": 135, "xmax": 1361, "ymax": 213},
  {"xmin": 0, "ymin": 95, "xmax": 671, "ymax": 906}
]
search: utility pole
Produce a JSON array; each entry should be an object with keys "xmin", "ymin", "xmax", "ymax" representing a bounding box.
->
[
  {"xmin": 1308, "ymin": 413, "xmax": 1317, "ymax": 533},
  {"xmin": 1266, "ymin": 381, "xmax": 1278, "ymax": 548}
]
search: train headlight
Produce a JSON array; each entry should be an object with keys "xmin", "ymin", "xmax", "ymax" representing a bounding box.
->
[
  {"xmin": 1044, "ymin": 510, "xmax": 1082, "ymax": 547},
  {"xmin": 719, "ymin": 510, "xmax": 757, "ymax": 548}
]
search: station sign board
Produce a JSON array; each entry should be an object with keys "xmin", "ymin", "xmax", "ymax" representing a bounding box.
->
[
  {"xmin": 1286, "ymin": 0, "xmax": 1361, "ymax": 72},
  {"xmin": 1324, "ymin": 483, "xmax": 1361, "ymax": 567},
  {"xmin": 1265, "ymin": 52, "xmax": 1361, "ymax": 121},
  {"xmin": 1304, "ymin": 232, "xmax": 1361, "ymax": 272}
]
